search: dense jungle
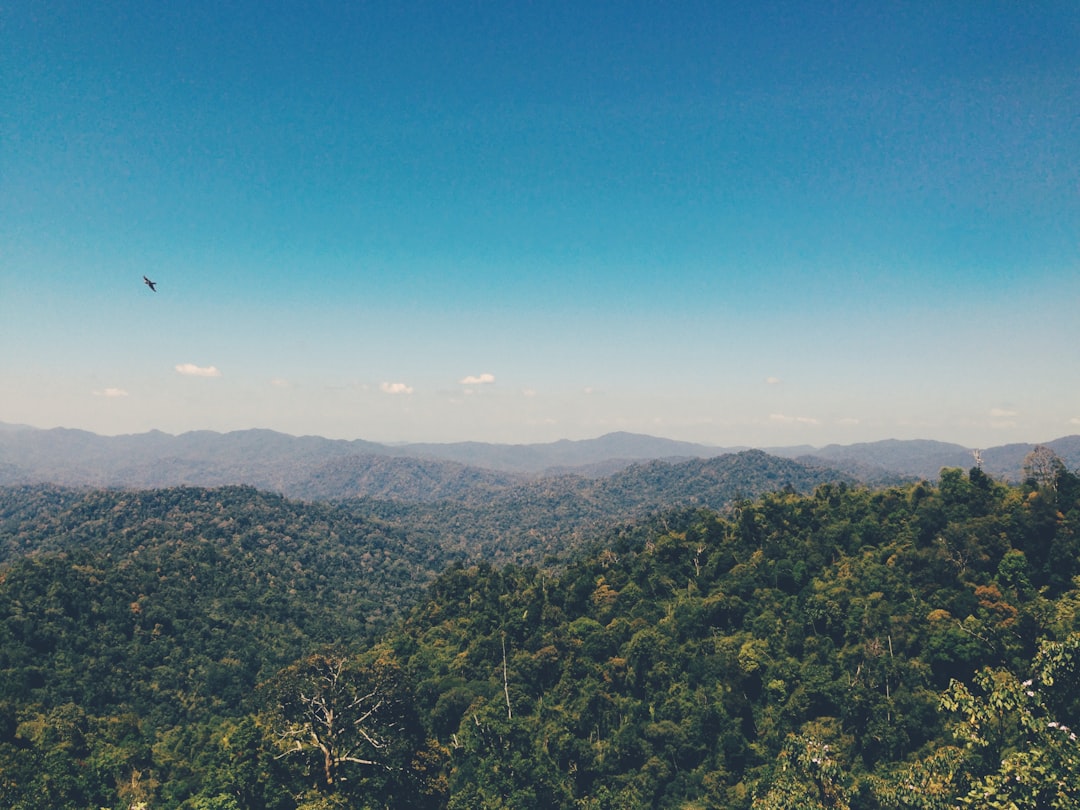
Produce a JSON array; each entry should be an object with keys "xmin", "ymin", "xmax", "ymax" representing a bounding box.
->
[{"xmin": 1, "ymin": 455, "xmax": 1079, "ymax": 809}]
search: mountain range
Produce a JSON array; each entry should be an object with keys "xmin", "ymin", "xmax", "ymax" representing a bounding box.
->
[{"xmin": 2, "ymin": 422, "xmax": 1078, "ymax": 500}]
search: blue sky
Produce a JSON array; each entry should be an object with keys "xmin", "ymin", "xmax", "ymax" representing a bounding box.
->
[{"xmin": 2, "ymin": 1, "xmax": 1077, "ymax": 447}]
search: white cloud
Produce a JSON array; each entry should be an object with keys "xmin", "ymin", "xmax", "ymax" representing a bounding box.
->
[
  {"xmin": 176, "ymin": 363, "xmax": 222, "ymax": 377},
  {"xmin": 460, "ymin": 373, "xmax": 495, "ymax": 385},
  {"xmin": 270, "ymin": 378, "xmax": 292, "ymax": 388},
  {"xmin": 769, "ymin": 413, "xmax": 820, "ymax": 425},
  {"xmin": 380, "ymin": 381, "xmax": 414, "ymax": 395},
  {"xmin": 1069, "ymin": 417, "xmax": 1080, "ymax": 426},
  {"xmin": 94, "ymin": 388, "xmax": 129, "ymax": 398},
  {"xmin": 989, "ymin": 407, "xmax": 1018, "ymax": 429},
  {"xmin": 765, "ymin": 376, "xmax": 782, "ymax": 385},
  {"xmin": 522, "ymin": 388, "xmax": 537, "ymax": 398}
]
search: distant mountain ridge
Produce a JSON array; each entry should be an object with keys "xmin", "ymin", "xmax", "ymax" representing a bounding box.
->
[
  {"xmin": 398, "ymin": 431, "xmax": 721, "ymax": 471},
  {"xmin": 775, "ymin": 438, "xmax": 978, "ymax": 483},
  {"xmin": 1, "ymin": 422, "xmax": 1077, "ymax": 498},
  {"xmin": 786, "ymin": 436, "xmax": 1080, "ymax": 483},
  {"xmin": 0, "ymin": 425, "xmax": 736, "ymax": 495}
]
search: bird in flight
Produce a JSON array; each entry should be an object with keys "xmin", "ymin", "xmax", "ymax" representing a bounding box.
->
[{"xmin": 143, "ymin": 276, "xmax": 157, "ymax": 292}]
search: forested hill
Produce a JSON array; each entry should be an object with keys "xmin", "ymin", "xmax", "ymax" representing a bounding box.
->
[
  {"xmin": 389, "ymin": 467, "xmax": 1080, "ymax": 809},
  {"xmin": 339, "ymin": 451, "xmax": 859, "ymax": 565},
  {"xmin": 0, "ymin": 484, "xmax": 465, "ymax": 807},
  {"xmin": 0, "ymin": 450, "xmax": 855, "ymax": 567},
  {"xmin": 0, "ymin": 483, "xmax": 459, "ymax": 619},
  {"xmin": 287, "ymin": 448, "xmax": 850, "ymax": 504},
  {"xmin": 0, "ymin": 453, "xmax": 847, "ymax": 808},
  {"xmin": 2, "ymin": 463, "xmax": 1079, "ymax": 808}
]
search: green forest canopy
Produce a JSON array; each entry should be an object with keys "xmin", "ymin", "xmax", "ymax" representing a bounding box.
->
[{"xmin": 1, "ymin": 460, "xmax": 1079, "ymax": 808}]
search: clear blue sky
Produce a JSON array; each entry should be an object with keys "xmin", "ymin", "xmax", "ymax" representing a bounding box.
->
[{"xmin": 2, "ymin": 1, "xmax": 1077, "ymax": 447}]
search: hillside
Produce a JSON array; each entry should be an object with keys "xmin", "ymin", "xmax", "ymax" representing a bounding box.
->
[
  {"xmin": 338, "ymin": 451, "xmax": 857, "ymax": 566},
  {"xmin": 0, "ymin": 451, "xmax": 849, "ymax": 573},
  {"xmin": 291, "ymin": 454, "xmax": 525, "ymax": 502},
  {"xmin": 0, "ymin": 451, "xmax": 847, "ymax": 808},
  {"xmin": 0, "ymin": 484, "xmax": 465, "ymax": 807},
  {"xmin": 388, "ymin": 467, "xmax": 1080, "ymax": 808},
  {"xmin": 0, "ymin": 484, "xmax": 453, "ymax": 626},
  {"xmin": 2, "ymin": 466, "xmax": 1079, "ymax": 808}
]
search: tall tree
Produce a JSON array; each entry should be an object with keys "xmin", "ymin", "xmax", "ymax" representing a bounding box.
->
[
  {"xmin": 1023, "ymin": 445, "xmax": 1066, "ymax": 489},
  {"xmin": 264, "ymin": 652, "xmax": 425, "ymax": 804}
]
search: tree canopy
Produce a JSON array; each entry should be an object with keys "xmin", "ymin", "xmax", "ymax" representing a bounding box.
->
[{"xmin": 1, "ymin": 459, "xmax": 1079, "ymax": 807}]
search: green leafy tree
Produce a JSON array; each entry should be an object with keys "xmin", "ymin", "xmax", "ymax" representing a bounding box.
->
[
  {"xmin": 898, "ymin": 639, "xmax": 1080, "ymax": 807},
  {"xmin": 445, "ymin": 697, "xmax": 573, "ymax": 810},
  {"xmin": 752, "ymin": 733, "xmax": 852, "ymax": 810}
]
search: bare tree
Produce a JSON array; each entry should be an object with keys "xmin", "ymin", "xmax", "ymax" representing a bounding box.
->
[
  {"xmin": 266, "ymin": 652, "xmax": 417, "ymax": 790},
  {"xmin": 1023, "ymin": 445, "xmax": 1065, "ymax": 489}
]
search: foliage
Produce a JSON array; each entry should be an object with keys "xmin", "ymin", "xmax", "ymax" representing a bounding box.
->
[
  {"xmin": 752, "ymin": 734, "xmax": 852, "ymax": 810},
  {"xmin": 346, "ymin": 450, "xmax": 855, "ymax": 567},
  {"xmin": 2, "ymin": 457, "xmax": 1080, "ymax": 807},
  {"xmin": 940, "ymin": 636, "xmax": 1080, "ymax": 809},
  {"xmin": 0, "ymin": 485, "xmax": 461, "ymax": 807},
  {"xmin": 387, "ymin": 463, "xmax": 1080, "ymax": 807}
]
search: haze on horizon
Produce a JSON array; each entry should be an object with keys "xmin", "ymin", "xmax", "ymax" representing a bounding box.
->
[{"xmin": 2, "ymin": 2, "xmax": 1077, "ymax": 449}]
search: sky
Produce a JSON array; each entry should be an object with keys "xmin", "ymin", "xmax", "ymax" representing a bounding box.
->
[{"xmin": 2, "ymin": 1, "xmax": 1078, "ymax": 448}]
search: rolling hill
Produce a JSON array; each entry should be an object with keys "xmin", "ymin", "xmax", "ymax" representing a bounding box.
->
[{"xmin": 1, "ymin": 423, "xmax": 1077, "ymax": 499}]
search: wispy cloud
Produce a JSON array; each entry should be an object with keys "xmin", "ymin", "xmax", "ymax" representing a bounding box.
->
[
  {"xmin": 176, "ymin": 363, "xmax": 222, "ymax": 377},
  {"xmin": 460, "ymin": 373, "xmax": 495, "ymax": 385},
  {"xmin": 380, "ymin": 381, "xmax": 414, "ymax": 395},
  {"xmin": 989, "ymin": 407, "xmax": 1018, "ymax": 428},
  {"xmin": 769, "ymin": 413, "xmax": 820, "ymax": 425},
  {"xmin": 765, "ymin": 376, "xmax": 782, "ymax": 385},
  {"xmin": 94, "ymin": 387, "xmax": 129, "ymax": 398},
  {"xmin": 1070, "ymin": 417, "xmax": 1080, "ymax": 426},
  {"xmin": 270, "ymin": 378, "xmax": 292, "ymax": 388}
]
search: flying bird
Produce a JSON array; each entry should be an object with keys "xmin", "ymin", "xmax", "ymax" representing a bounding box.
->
[{"xmin": 143, "ymin": 276, "xmax": 157, "ymax": 292}]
